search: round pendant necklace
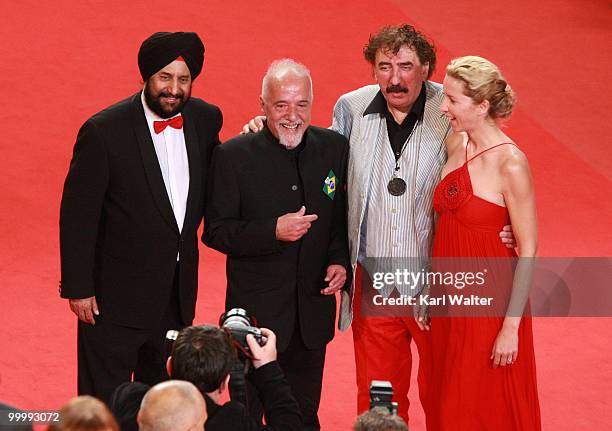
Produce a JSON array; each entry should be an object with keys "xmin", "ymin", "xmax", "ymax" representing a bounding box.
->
[
  {"xmin": 387, "ymin": 176, "xmax": 407, "ymax": 196},
  {"xmin": 387, "ymin": 118, "xmax": 421, "ymax": 196}
]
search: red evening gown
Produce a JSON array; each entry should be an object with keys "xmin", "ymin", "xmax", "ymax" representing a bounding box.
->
[{"xmin": 429, "ymin": 143, "xmax": 541, "ymax": 431}]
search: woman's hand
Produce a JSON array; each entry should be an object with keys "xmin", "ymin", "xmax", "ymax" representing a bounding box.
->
[{"xmin": 491, "ymin": 324, "xmax": 519, "ymax": 367}]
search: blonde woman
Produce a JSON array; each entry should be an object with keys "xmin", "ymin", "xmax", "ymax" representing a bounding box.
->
[{"xmin": 429, "ymin": 56, "xmax": 541, "ymax": 430}]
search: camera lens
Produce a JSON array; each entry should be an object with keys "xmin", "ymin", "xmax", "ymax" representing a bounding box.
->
[{"xmin": 220, "ymin": 308, "xmax": 253, "ymax": 329}]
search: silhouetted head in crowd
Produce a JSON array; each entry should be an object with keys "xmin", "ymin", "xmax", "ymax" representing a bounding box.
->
[
  {"xmin": 354, "ymin": 407, "xmax": 409, "ymax": 431},
  {"xmin": 47, "ymin": 395, "xmax": 119, "ymax": 431},
  {"xmin": 167, "ymin": 325, "xmax": 236, "ymax": 402},
  {"xmin": 137, "ymin": 380, "xmax": 206, "ymax": 431}
]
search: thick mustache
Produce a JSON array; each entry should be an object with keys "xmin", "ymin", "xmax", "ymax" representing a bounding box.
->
[{"xmin": 386, "ymin": 85, "xmax": 408, "ymax": 94}]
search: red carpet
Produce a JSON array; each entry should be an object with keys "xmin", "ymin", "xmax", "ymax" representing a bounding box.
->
[{"xmin": 1, "ymin": 1, "xmax": 610, "ymax": 429}]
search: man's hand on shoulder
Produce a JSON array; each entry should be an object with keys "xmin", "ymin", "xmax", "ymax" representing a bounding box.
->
[
  {"xmin": 246, "ymin": 327, "xmax": 277, "ymax": 369},
  {"xmin": 320, "ymin": 264, "xmax": 347, "ymax": 295},
  {"xmin": 500, "ymin": 224, "xmax": 516, "ymax": 249},
  {"xmin": 240, "ymin": 116, "xmax": 266, "ymax": 134},
  {"xmin": 69, "ymin": 296, "xmax": 99, "ymax": 325},
  {"xmin": 276, "ymin": 206, "xmax": 318, "ymax": 242}
]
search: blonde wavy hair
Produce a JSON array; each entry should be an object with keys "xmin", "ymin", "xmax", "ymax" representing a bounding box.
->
[{"xmin": 446, "ymin": 56, "xmax": 515, "ymax": 119}]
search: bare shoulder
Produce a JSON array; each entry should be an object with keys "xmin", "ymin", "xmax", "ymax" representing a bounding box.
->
[
  {"xmin": 500, "ymin": 144, "xmax": 533, "ymax": 190},
  {"xmin": 445, "ymin": 132, "xmax": 467, "ymax": 159},
  {"xmin": 501, "ymin": 144, "xmax": 529, "ymax": 174}
]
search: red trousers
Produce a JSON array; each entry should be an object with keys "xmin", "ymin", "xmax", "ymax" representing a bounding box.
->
[{"xmin": 352, "ymin": 265, "xmax": 432, "ymax": 426}]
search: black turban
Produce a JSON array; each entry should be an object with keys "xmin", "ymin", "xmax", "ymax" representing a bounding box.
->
[{"xmin": 138, "ymin": 32, "xmax": 205, "ymax": 81}]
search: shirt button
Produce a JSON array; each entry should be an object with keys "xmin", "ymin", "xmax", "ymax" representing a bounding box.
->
[
  {"xmin": 391, "ymin": 208, "xmax": 397, "ymax": 214},
  {"xmin": 392, "ymin": 243, "xmax": 398, "ymax": 247},
  {"xmin": 291, "ymin": 185, "xmax": 298, "ymax": 191},
  {"xmin": 391, "ymin": 226, "xmax": 398, "ymax": 231}
]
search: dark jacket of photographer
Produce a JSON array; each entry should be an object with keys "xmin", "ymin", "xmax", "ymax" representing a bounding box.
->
[
  {"xmin": 204, "ymin": 126, "xmax": 351, "ymax": 351},
  {"xmin": 204, "ymin": 361, "xmax": 302, "ymax": 430},
  {"xmin": 110, "ymin": 361, "xmax": 302, "ymax": 431}
]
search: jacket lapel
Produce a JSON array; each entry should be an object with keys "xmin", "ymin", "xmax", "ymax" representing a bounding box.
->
[
  {"xmin": 131, "ymin": 92, "xmax": 180, "ymax": 233},
  {"xmin": 181, "ymin": 104, "xmax": 201, "ymax": 236},
  {"xmin": 415, "ymin": 83, "xmax": 449, "ymax": 196},
  {"xmin": 350, "ymin": 114, "xmax": 381, "ymax": 195},
  {"xmin": 346, "ymin": 113, "xmax": 383, "ymax": 265}
]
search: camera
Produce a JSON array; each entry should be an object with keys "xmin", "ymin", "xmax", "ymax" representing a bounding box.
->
[
  {"xmin": 219, "ymin": 308, "xmax": 268, "ymax": 409},
  {"xmin": 219, "ymin": 308, "xmax": 267, "ymax": 356},
  {"xmin": 370, "ymin": 380, "xmax": 398, "ymax": 415}
]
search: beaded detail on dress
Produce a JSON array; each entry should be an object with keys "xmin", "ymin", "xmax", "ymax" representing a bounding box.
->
[
  {"xmin": 434, "ymin": 141, "xmax": 516, "ymax": 213},
  {"xmin": 434, "ymin": 164, "xmax": 472, "ymax": 211}
]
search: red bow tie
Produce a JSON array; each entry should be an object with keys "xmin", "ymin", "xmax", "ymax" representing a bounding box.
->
[{"xmin": 153, "ymin": 115, "xmax": 183, "ymax": 134}]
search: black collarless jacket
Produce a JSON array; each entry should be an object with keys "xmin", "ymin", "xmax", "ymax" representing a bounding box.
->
[
  {"xmin": 59, "ymin": 92, "xmax": 222, "ymax": 328},
  {"xmin": 204, "ymin": 127, "xmax": 350, "ymax": 351}
]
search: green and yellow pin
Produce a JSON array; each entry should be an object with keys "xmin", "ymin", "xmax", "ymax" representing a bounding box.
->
[{"xmin": 323, "ymin": 169, "xmax": 337, "ymax": 200}]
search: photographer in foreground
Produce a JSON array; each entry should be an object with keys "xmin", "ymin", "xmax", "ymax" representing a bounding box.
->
[{"xmin": 111, "ymin": 325, "xmax": 302, "ymax": 431}]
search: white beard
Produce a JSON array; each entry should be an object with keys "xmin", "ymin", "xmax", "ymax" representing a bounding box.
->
[{"xmin": 278, "ymin": 125, "xmax": 304, "ymax": 149}]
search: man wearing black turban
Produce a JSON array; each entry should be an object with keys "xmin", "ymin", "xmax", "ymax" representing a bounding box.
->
[
  {"xmin": 59, "ymin": 32, "xmax": 223, "ymax": 404},
  {"xmin": 138, "ymin": 32, "xmax": 205, "ymax": 82}
]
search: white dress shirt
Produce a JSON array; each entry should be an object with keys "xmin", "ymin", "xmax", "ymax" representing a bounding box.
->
[{"xmin": 141, "ymin": 92, "xmax": 190, "ymax": 258}]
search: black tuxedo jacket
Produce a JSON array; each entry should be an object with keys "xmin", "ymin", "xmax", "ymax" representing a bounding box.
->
[
  {"xmin": 204, "ymin": 127, "xmax": 350, "ymax": 351},
  {"xmin": 60, "ymin": 92, "xmax": 222, "ymax": 328}
]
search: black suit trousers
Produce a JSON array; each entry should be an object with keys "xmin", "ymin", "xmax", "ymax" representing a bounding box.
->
[
  {"xmin": 77, "ymin": 268, "xmax": 185, "ymax": 404},
  {"xmin": 247, "ymin": 323, "xmax": 326, "ymax": 431}
]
